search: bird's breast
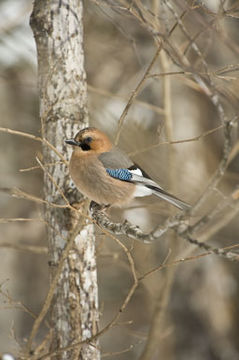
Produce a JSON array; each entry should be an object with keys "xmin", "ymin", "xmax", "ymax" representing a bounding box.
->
[{"xmin": 69, "ymin": 154, "xmax": 135, "ymax": 206}]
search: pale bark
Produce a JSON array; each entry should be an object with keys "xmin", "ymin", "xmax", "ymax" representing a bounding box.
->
[{"xmin": 30, "ymin": 1, "xmax": 100, "ymax": 359}]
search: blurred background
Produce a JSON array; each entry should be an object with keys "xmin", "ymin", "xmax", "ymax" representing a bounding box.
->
[{"xmin": 0, "ymin": 0, "xmax": 239, "ymax": 359}]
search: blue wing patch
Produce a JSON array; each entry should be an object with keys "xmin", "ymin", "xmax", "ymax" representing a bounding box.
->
[{"xmin": 106, "ymin": 168, "xmax": 132, "ymax": 181}]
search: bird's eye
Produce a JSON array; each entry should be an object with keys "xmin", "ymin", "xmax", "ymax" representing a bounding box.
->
[{"xmin": 85, "ymin": 136, "xmax": 92, "ymax": 143}]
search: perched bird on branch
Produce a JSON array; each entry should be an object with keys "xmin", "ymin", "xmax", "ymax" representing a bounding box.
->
[{"xmin": 65, "ymin": 127, "xmax": 191, "ymax": 210}]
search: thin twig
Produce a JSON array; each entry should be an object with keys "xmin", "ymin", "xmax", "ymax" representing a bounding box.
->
[
  {"xmin": 0, "ymin": 127, "xmax": 68, "ymax": 166},
  {"xmin": 19, "ymin": 161, "xmax": 64, "ymax": 173},
  {"xmin": 0, "ymin": 218, "xmax": 43, "ymax": 223},
  {"xmin": 0, "ymin": 243, "xmax": 47, "ymax": 254},
  {"xmin": 25, "ymin": 214, "xmax": 87, "ymax": 354},
  {"xmin": 0, "ymin": 287, "xmax": 38, "ymax": 321},
  {"xmin": 36, "ymin": 157, "xmax": 70, "ymax": 206},
  {"xmin": 0, "ymin": 187, "xmax": 69, "ymax": 209},
  {"xmin": 114, "ymin": 44, "xmax": 163, "ymax": 145},
  {"xmin": 138, "ymin": 243, "xmax": 239, "ymax": 281},
  {"xmin": 129, "ymin": 125, "xmax": 223, "ymax": 156},
  {"xmin": 101, "ymin": 344, "xmax": 134, "ymax": 358}
]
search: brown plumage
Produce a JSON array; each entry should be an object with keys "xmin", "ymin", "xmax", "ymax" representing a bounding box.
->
[{"xmin": 65, "ymin": 127, "xmax": 191, "ymax": 210}]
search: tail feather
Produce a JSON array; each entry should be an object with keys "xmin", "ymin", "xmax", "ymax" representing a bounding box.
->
[
  {"xmin": 147, "ymin": 185, "xmax": 191, "ymax": 211},
  {"xmin": 130, "ymin": 173, "xmax": 191, "ymax": 211}
]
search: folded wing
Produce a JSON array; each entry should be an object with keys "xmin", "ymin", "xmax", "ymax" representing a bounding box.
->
[{"xmin": 99, "ymin": 149, "xmax": 191, "ymax": 211}]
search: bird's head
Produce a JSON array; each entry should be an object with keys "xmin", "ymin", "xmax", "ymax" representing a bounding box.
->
[{"xmin": 65, "ymin": 127, "xmax": 112, "ymax": 154}]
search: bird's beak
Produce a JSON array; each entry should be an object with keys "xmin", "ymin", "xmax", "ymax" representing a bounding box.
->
[{"xmin": 65, "ymin": 139, "xmax": 80, "ymax": 146}]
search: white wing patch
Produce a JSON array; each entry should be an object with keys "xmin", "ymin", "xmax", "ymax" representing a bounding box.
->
[
  {"xmin": 133, "ymin": 184, "xmax": 153, "ymax": 197},
  {"xmin": 130, "ymin": 168, "xmax": 155, "ymax": 197},
  {"xmin": 130, "ymin": 168, "xmax": 143, "ymax": 176}
]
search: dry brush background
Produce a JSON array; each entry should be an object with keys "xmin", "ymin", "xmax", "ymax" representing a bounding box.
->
[{"xmin": 0, "ymin": 0, "xmax": 239, "ymax": 359}]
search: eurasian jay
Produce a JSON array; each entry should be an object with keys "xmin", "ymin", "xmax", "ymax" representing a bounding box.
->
[{"xmin": 65, "ymin": 127, "xmax": 191, "ymax": 210}]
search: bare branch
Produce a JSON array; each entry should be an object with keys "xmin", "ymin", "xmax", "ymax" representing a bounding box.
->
[{"xmin": 91, "ymin": 203, "xmax": 239, "ymax": 261}]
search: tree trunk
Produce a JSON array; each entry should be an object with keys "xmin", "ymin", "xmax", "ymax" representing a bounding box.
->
[{"xmin": 30, "ymin": 1, "xmax": 100, "ymax": 359}]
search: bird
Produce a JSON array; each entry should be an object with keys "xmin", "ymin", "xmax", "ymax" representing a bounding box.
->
[{"xmin": 65, "ymin": 127, "xmax": 191, "ymax": 211}]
